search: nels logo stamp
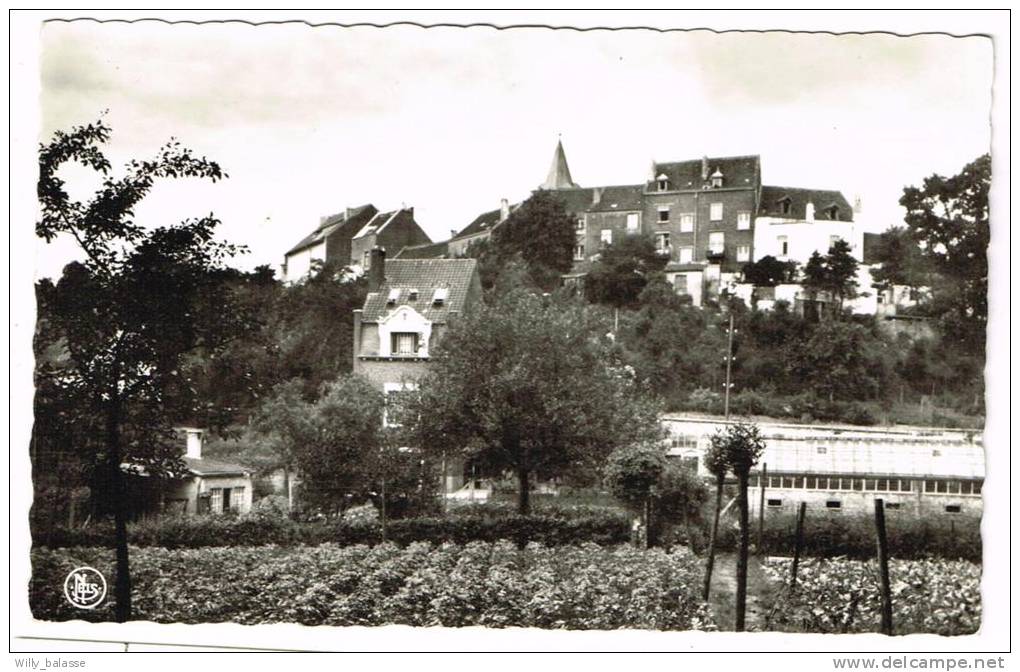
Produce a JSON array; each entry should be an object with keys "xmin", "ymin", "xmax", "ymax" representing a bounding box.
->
[{"xmin": 63, "ymin": 567, "xmax": 107, "ymax": 609}]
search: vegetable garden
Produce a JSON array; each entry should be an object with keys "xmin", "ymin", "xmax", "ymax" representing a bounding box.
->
[
  {"xmin": 758, "ymin": 556, "xmax": 981, "ymax": 635},
  {"xmin": 30, "ymin": 541, "xmax": 715, "ymax": 630},
  {"xmin": 30, "ymin": 541, "xmax": 980, "ymax": 634}
]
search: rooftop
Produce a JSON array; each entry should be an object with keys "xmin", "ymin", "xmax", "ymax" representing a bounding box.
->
[
  {"xmin": 651, "ymin": 155, "xmax": 761, "ymax": 192},
  {"xmin": 759, "ymin": 185, "xmax": 854, "ymax": 222},
  {"xmin": 360, "ymin": 258, "xmax": 478, "ymax": 323},
  {"xmin": 284, "ymin": 204, "xmax": 376, "ymax": 256}
]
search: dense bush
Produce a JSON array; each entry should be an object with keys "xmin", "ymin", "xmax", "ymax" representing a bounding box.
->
[
  {"xmin": 711, "ymin": 510, "xmax": 981, "ymax": 563},
  {"xmin": 31, "ymin": 541, "xmax": 716, "ymax": 630},
  {"xmin": 759, "ymin": 556, "xmax": 980, "ymax": 635},
  {"xmin": 35, "ymin": 510, "xmax": 630, "ymax": 549}
]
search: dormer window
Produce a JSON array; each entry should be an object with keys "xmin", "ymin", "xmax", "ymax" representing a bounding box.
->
[
  {"xmin": 778, "ymin": 198, "xmax": 792, "ymax": 215},
  {"xmin": 710, "ymin": 168, "xmax": 724, "ymax": 188},
  {"xmin": 408, "ymin": 289, "xmax": 419, "ymax": 301},
  {"xmin": 826, "ymin": 205, "xmax": 840, "ymax": 220},
  {"xmin": 386, "ymin": 288, "xmax": 400, "ymax": 305},
  {"xmin": 656, "ymin": 173, "xmax": 669, "ymax": 192},
  {"xmin": 432, "ymin": 288, "xmax": 448, "ymax": 306}
]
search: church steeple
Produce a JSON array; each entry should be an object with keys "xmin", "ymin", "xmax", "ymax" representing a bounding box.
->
[{"xmin": 540, "ymin": 138, "xmax": 580, "ymax": 190}]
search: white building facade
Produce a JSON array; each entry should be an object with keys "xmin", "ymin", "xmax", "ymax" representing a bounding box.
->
[{"xmin": 663, "ymin": 415, "xmax": 984, "ymax": 519}]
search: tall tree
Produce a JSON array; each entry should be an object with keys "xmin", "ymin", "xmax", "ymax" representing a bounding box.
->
[
  {"xmin": 867, "ymin": 226, "xmax": 935, "ymax": 295},
  {"xmin": 605, "ymin": 442, "xmax": 667, "ymax": 548},
  {"xmin": 490, "ymin": 190, "xmax": 576, "ymax": 290},
  {"xmin": 802, "ymin": 241, "xmax": 859, "ymax": 314},
  {"xmin": 36, "ymin": 120, "xmax": 251, "ymax": 621},
  {"xmin": 900, "ymin": 154, "xmax": 990, "ymax": 352},
  {"xmin": 713, "ymin": 422, "xmax": 765, "ymax": 632},
  {"xmin": 584, "ymin": 236, "xmax": 668, "ymax": 310},
  {"xmin": 252, "ymin": 375, "xmax": 386, "ymax": 515},
  {"xmin": 787, "ymin": 320, "xmax": 884, "ymax": 402},
  {"xmin": 406, "ymin": 285, "xmax": 661, "ymax": 514}
]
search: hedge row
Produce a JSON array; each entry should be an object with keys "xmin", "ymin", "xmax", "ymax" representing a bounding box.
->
[{"xmin": 34, "ymin": 511, "xmax": 631, "ymax": 549}]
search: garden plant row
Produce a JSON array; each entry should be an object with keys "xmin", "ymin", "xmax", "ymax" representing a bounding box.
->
[
  {"xmin": 31, "ymin": 541, "xmax": 715, "ymax": 630},
  {"xmin": 758, "ymin": 556, "xmax": 981, "ymax": 636}
]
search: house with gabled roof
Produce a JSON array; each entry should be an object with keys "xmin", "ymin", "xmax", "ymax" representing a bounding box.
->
[
  {"xmin": 282, "ymin": 204, "xmax": 378, "ymax": 283},
  {"xmin": 350, "ymin": 207, "xmax": 433, "ymax": 272},
  {"xmin": 352, "ymin": 249, "xmax": 482, "ymax": 494},
  {"xmin": 353, "ymin": 248, "xmax": 481, "ymax": 394},
  {"xmin": 122, "ymin": 428, "xmax": 254, "ymax": 518}
]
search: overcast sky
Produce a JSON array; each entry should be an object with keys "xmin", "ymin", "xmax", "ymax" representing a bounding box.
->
[{"xmin": 37, "ymin": 20, "xmax": 993, "ymax": 279}]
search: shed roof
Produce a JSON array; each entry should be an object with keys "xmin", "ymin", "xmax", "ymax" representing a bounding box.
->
[
  {"xmin": 183, "ymin": 456, "xmax": 252, "ymax": 477},
  {"xmin": 750, "ymin": 440, "xmax": 984, "ymax": 479}
]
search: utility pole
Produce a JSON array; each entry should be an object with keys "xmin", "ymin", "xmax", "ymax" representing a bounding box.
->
[{"xmin": 724, "ymin": 313, "xmax": 735, "ymax": 420}]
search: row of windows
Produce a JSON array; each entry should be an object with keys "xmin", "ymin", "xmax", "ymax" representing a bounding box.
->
[
  {"xmin": 655, "ymin": 206, "xmax": 751, "ymax": 229},
  {"xmin": 579, "ymin": 233, "xmax": 751, "ymax": 262},
  {"xmin": 748, "ymin": 473, "xmax": 983, "ymax": 496},
  {"xmin": 578, "ymin": 208, "xmax": 751, "ymax": 235},
  {"xmin": 657, "ymin": 174, "xmax": 726, "ymax": 191},
  {"xmin": 200, "ymin": 486, "xmax": 246, "ymax": 514},
  {"xmin": 764, "ymin": 498, "xmax": 965, "ymax": 514}
]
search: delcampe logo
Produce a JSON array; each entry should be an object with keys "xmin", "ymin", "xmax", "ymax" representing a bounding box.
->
[{"xmin": 63, "ymin": 566, "xmax": 107, "ymax": 609}]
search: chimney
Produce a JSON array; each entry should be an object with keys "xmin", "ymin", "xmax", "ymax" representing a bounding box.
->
[
  {"xmin": 184, "ymin": 428, "xmax": 203, "ymax": 459},
  {"xmin": 500, "ymin": 198, "xmax": 510, "ymax": 221},
  {"xmin": 368, "ymin": 246, "xmax": 386, "ymax": 291},
  {"xmin": 853, "ymin": 195, "xmax": 863, "ymax": 214},
  {"xmin": 592, "ymin": 187, "xmax": 603, "ymax": 206},
  {"xmin": 701, "ymin": 156, "xmax": 709, "ymax": 181},
  {"xmin": 451, "ymin": 229, "xmax": 458, "ymax": 240},
  {"xmin": 345, "ymin": 207, "xmax": 352, "ymax": 220}
]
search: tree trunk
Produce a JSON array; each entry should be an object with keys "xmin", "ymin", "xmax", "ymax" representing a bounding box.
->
[
  {"xmin": 643, "ymin": 496, "xmax": 651, "ymax": 549},
  {"xmin": 380, "ymin": 477, "xmax": 388, "ymax": 542},
  {"xmin": 702, "ymin": 475, "xmax": 724, "ymax": 601},
  {"xmin": 735, "ymin": 471, "xmax": 750, "ymax": 632},
  {"xmin": 106, "ymin": 400, "xmax": 132, "ymax": 622},
  {"xmin": 283, "ymin": 466, "xmax": 292, "ymax": 512},
  {"xmin": 517, "ymin": 467, "xmax": 530, "ymax": 516}
]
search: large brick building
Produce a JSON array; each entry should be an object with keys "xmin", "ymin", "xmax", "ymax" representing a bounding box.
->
[{"xmin": 453, "ymin": 141, "xmax": 861, "ymax": 307}]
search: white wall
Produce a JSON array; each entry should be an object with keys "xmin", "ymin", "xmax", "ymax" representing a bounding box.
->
[
  {"xmin": 283, "ymin": 241, "xmax": 326, "ymax": 284},
  {"xmin": 753, "ymin": 216, "xmax": 862, "ymax": 265}
]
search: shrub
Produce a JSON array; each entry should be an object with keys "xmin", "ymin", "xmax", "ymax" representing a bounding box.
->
[
  {"xmin": 712, "ymin": 510, "xmax": 981, "ymax": 562},
  {"xmin": 686, "ymin": 387, "xmax": 723, "ymax": 414},
  {"xmin": 342, "ymin": 502, "xmax": 380, "ymax": 526},
  {"xmin": 35, "ymin": 510, "xmax": 630, "ymax": 549}
]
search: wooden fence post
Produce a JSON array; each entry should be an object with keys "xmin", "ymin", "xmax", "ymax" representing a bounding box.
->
[
  {"xmin": 757, "ymin": 463, "xmax": 767, "ymax": 554},
  {"xmin": 874, "ymin": 498, "xmax": 893, "ymax": 635},
  {"xmin": 790, "ymin": 502, "xmax": 806, "ymax": 591}
]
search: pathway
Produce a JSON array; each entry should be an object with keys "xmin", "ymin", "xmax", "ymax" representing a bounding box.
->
[{"xmin": 706, "ymin": 552, "xmax": 775, "ymax": 631}]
